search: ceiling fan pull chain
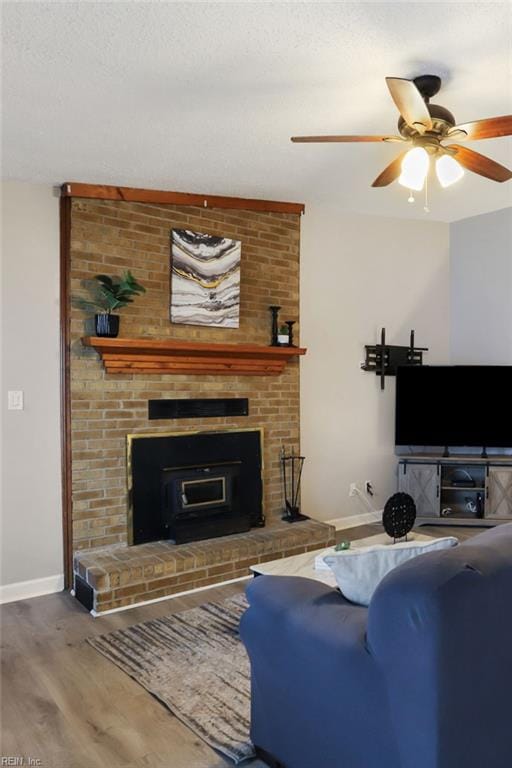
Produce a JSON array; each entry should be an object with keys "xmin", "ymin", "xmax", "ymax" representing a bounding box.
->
[
  {"xmin": 424, "ymin": 175, "xmax": 430, "ymax": 213},
  {"xmin": 407, "ymin": 189, "xmax": 415, "ymax": 203}
]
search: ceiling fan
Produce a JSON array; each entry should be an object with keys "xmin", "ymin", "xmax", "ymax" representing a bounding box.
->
[{"xmin": 291, "ymin": 75, "xmax": 512, "ymax": 194}]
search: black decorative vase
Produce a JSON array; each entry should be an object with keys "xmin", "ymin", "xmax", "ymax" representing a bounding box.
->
[{"xmin": 95, "ymin": 313, "xmax": 120, "ymax": 338}]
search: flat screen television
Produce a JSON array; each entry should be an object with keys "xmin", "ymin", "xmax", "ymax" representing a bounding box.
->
[{"xmin": 395, "ymin": 366, "xmax": 512, "ymax": 448}]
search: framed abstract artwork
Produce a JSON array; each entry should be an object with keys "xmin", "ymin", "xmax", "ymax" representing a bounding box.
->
[{"xmin": 170, "ymin": 229, "xmax": 241, "ymax": 328}]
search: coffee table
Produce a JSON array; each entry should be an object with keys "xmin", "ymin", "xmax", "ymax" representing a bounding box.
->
[{"xmin": 250, "ymin": 531, "xmax": 434, "ymax": 587}]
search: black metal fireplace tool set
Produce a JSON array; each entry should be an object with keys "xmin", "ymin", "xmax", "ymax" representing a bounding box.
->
[{"xmin": 281, "ymin": 447, "xmax": 308, "ymax": 523}]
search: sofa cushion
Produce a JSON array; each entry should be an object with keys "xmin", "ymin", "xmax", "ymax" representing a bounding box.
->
[{"xmin": 323, "ymin": 536, "xmax": 458, "ymax": 606}]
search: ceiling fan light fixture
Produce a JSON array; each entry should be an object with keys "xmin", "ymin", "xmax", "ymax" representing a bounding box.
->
[
  {"xmin": 436, "ymin": 154, "xmax": 465, "ymax": 187},
  {"xmin": 291, "ymin": 75, "xmax": 512, "ymax": 193},
  {"xmin": 398, "ymin": 147, "xmax": 429, "ymax": 191}
]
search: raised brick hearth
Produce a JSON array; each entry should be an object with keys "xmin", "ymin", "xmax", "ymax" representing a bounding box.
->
[{"xmin": 74, "ymin": 519, "xmax": 335, "ymax": 613}]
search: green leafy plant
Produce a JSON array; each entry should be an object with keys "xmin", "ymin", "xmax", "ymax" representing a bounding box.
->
[
  {"xmin": 76, "ymin": 271, "xmax": 146, "ymax": 314},
  {"xmin": 279, "ymin": 324, "xmax": 289, "ymax": 335}
]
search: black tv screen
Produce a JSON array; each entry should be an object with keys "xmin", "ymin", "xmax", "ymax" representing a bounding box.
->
[{"xmin": 395, "ymin": 366, "xmax": 512, "ymax": 448}]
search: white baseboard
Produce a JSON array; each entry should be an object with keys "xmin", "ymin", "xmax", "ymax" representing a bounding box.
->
[
  {"xmin": 325, "ymin": 512, "xmax": 383, "ymax": 531},
  {"xmin": 0, "ymin": 574, "xmax": 64, "ymax": 604}
]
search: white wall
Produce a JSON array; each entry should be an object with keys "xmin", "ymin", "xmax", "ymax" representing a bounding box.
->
[
  {"xmin": 0, "ymin": 181, "xmax": 506, "ymax": 591},
  {"xmin": 1, "ymin": 182, "xmax": 63, "ymax": 595},
  {"xmin": 300, "ymin": 206, "xmax": 450, "ymax": 522},
  {"xmin": 450, "ymin": 207, "xmax": 512, "ymax": 364}
]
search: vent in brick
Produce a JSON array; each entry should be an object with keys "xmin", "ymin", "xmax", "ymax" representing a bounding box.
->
[{"xmin": 148, "ymin": 398, "xmax": 249, "ymax": 420}]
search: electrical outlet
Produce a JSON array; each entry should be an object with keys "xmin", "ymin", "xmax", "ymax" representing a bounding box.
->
[
  {"xmin": 7, "ymin": 390, "xmax": 24, "ymax": 410},
  {"xmin": 365, "ymin": 481, "xmax": 375, "ymax": 497}
]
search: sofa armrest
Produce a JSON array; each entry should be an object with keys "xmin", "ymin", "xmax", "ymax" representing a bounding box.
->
[
  {"xmin": 240, "ymin": 575, "xmax": 400, "ymax": 768},
  {"xmin": 242, "ymin": 575, "xmax": 368, "ymax": 657},
  {"xmin": 244, "ymin": 573, "xmax": 344, "ymax": 614}
]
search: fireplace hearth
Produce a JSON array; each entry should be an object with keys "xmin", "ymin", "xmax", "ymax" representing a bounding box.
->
[{"xmin": 128, "ymin": 429, "xmax": 263, "ymax": 545}]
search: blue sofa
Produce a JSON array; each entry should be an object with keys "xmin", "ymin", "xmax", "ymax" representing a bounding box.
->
[{"xmin": 240, "ymin": 524, "xmax": 512, "ymax": 768}]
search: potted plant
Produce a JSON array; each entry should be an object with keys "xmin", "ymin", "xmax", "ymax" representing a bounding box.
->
[
  {"xmin": 77, "ymin": 271, "xmax": 146, "ymax": 337},
  {"xmin": 277, "ymin": 324, "xmax": 290, "ymax": 345}
]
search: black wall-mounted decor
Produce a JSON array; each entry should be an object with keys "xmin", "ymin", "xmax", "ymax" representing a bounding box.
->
[
  {"xmin": 362, "ymin": 328, "xmax": 428, "ymax": 390},
  {"xmin": 148, "ymin": 398, "xmax": 249, "ymax": 420}
]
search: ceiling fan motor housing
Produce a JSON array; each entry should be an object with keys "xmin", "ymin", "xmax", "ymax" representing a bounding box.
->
[
  {"xmin": 413, "ymin": 74, "xmax": 442, "ymax": 101},
  {"xmin": 397, "ymin": 75, "xmax": 456, "ymax": 138},
  {"xmin": 427, "ymin": 103, "xmax": 456, "ymax": 127}
]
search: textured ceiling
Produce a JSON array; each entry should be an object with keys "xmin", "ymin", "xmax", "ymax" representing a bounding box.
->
[{"xmin": 2, "ymin": 2, "xmax": 512, "ymax": 222}]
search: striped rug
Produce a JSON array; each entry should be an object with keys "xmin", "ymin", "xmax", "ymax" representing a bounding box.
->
[{"xmin": 88, "ymin": 594, "xmax": 254, "ymax": 764}]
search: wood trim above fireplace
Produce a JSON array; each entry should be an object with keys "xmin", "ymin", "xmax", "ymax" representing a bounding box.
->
[
  {"xmin": 60, "ymin": 196, "xmax": 73, "ymax": 588},
  {"xmin": 82, "ymin": 336, "xmax": 307, "ymax": 376},
  {"xmin": 61, "ymin": 182, "xmax": 305, "ymax": 215}
]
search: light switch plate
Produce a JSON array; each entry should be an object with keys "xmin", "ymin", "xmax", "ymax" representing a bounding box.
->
[{"xmin": 8, "ymin": 390, "xmax": 24, "ymax": 410}]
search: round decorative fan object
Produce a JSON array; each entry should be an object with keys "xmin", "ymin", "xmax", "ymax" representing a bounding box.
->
[{"xmin": 382, "ymin": 492, "xmax": 416, "ymax": 540}]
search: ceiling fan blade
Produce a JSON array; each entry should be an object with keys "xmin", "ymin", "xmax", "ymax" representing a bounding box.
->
[
  {"xmin": 449, "ymin": 145, "xmax": 512, "ymax": 182},
  {"xmin": 447, "ymin": 115, "xmax": 512, "ymax": 141},
  {"xmin": 385, "ymin": 77, "xmax": 432, "ymax": 133},
  {"xmin": 371, "ymin": 152, "xmax": 408, "ymax": 187},
  {"xmin": 291, "ymin": 135, "xmax": 402, "ymax": 143}
]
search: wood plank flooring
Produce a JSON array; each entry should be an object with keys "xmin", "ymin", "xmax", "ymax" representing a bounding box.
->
[{"xmin": 0, "ymin": 523, "xmax": 483, "ymax": 768}]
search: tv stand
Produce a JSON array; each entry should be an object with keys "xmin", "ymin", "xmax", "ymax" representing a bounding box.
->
[{"xmin": 398, "ymin": 454, "xmax": 512, "ymax": 526}]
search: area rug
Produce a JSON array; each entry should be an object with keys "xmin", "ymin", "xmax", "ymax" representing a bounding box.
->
[{"xmin": 88, "ymin": 594, "xmax": 253, "ymax": 764}]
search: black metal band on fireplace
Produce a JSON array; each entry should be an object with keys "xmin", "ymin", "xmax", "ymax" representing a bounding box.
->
[{"xmin": 148, "ymin": 398, "xmax": 249, "ymax": 420}]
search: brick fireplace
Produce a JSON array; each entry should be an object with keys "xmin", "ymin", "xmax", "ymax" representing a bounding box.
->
[{"xmin": 65, "ymin": 185, "xmax": 335, "ymax": 612}]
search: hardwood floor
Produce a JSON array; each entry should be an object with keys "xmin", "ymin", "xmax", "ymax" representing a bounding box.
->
[
  {"xmin": 0, "ymin": 523, "xmax": 484, "ymax": 768},
  {"xmin": 1, "ymin": 582, "xmax": 250, "ymax": 768}
]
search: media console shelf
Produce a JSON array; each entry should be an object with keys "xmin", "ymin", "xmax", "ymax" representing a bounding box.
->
[{"xmin": 398, "ymin": 455, "xmax": 512, "ymax": 526}]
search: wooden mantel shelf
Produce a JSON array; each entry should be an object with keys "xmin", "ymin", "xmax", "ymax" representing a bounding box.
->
[{"xmin": 82, "ymin": 337, "xmax": 307, "ymax": 376}]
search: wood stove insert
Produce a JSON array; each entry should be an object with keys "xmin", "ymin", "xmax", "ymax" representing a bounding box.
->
[{"xmin": 128, "ymin": 429, "xmax": 263, "ymax": 545}]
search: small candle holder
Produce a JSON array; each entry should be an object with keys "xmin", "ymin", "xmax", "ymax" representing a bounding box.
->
[
  {"xmin": 269, "ymin": 305, "xmax": 281, "ymax": 346},
  {"xmin": 285, "ymin": 320, "xmax": 296, "ymax": 347}
]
